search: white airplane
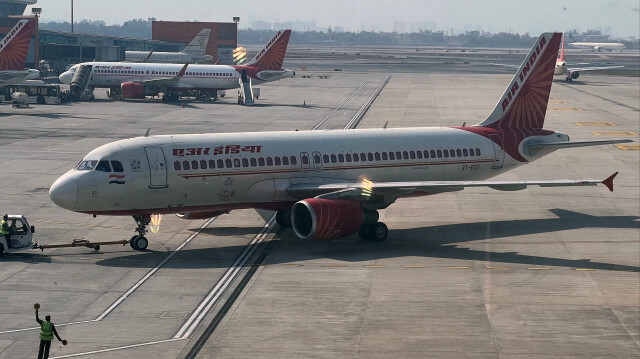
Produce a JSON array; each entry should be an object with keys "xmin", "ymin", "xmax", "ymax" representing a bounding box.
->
[
  {"xmin": 0, "ymin": 18, "xmax": 40, "ymax": 86},
  {"xmin": 569, "ymin": 41, "xmax": 625, "ymax": 52},
  {"xmin": 125, "ymin": 29, "xmax": 214, "ymax": 64},
  {"xmin": 49, "ymin": 32, "xmax": 631, "ymax": 251},
  {"xmin": 59, "ymin": 30, "xmax": 294, "ymax": 102},
  {"xmin": 556, "ymin": 35, "xmax": 624, "ymax": 82}
]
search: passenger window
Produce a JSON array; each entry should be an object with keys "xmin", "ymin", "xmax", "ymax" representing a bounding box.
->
[
  {"xmin": 250, "ymin": 158, "xmax": 257, "ymax": 166},
  {"xmin": 456, "ymin": 149, "xmax": 462, "ymax": 157},
  {"xmin": 200, "ymin": 160, "xmax": 207, "ymax": 169},
  {"xmin": 374, "ymin": 152, "xmax": 381, "ymax": 161},
  {"xmin": 301, "ymin": 156, "xmax": 309, "ymax": 165},
  {"xmin": 352, "ymin": 153, "xmax": 359, "ymax": 162},
  {"xmin": 77, "ymin": 160, "xmax": 98, "ymax": 171},
  {"xmin": 174, "ymin": 161, "xmax": 181, "ymax": 170},
  {"xmin": 183, "ymin": 160, "xmax": 190, "ymax": 170},
  {"xmin": 410, "ymin": 151, "xmax": 416, "ymax": 159},
  {"xmin": 331, "ymin": 154, "xmax": 337, "ymax": 163},
  {"xmin": 223, "ymin": 159, "xmax": 231, "ymax": 168},
  {"xmin": 382, "ymin": 152, "xmax": 388, "ymax": 160},
  {"xmin": 314, "ymin": 154, "xmax": 321, "ymax": 164},
  {"xmin": 96, "ymin": 160, "xmax": 112, "ymax": 172},
  {"xmin": 191, "ymin": 160, "xmax": 198, "ymax": 170},
  {"xmin": 449, "ymin": 149, "xmax": 455, "ymax": 157},
  {"xmin": 367, "ymin": 153, "xmax": 373, "ymax": 161},
  {"xmin": 242, "ymin": 158, "xmax": 249, "ymax": 167},
  {"xmin": 416, "ymin": 151, "xmax": 422, "ymax": 159},
  {"xmin": 344, "ymin": 153, "xmax": 351, "ymax": 162},
  {"xmin": 430, "ymin": 150, "xmax": 436, "ymax": 158},
  {"xmin": 258, "ymin": 158, "xmax": 265, "ymax": 166},
  {"xmin": 403, "ymin": 151, "xmax": 409, "ymax": 159},
  {"xmin": 443, "ymin": 150, "xmax": 449, "ymax": 158},
  {"xmin": 234, "ymin": 159, "xmax": 240, "ymax": 167},
  {"xmin": 274, "ymin": 157, "xmax": 281, "ymax": 166},
  {"xmin": 389, "ymin": 152, "xmax": 395, "ymax": 160},
  {"xmin": 267, "ymin": 157, "xmax": 273, "ymax": 166},
  {"xmin": 463, "ymin": 149, "xmax": 468, "ymax": 157},
  {"xmin": 209, "ymin": 159, "xmax": 216, "ymax": 168},
  {"xmin": 217, "ymin": 159, "xmax": 224, "ymax": 168},
  {"xmin": 290, "ymin": 156, "xmax": 297, "ymax": 165},
  {"xmin": 475, "ymin": 148, "xmax": 481, "ymax": 156},
  {"xmin": 396, "ymin": 151, "xmax": 402, "ymax": 159},
  {"xmin": 437, "ymin": 150, "xmax": 442, "ymax": 158},
  {"xmin": 283, "ymin": 156, "xmax": 289, "ymax": 165},
  {"xmin": 469, "ymin": 148, "xmax": 474, "ymax": 156},
  {"xmin": 323, "ymin": 154, "xmax": 330, "ymax": 163},
  {"xmin": 338, "ymin": 154, "xmax": 345, "ymax": 162}
]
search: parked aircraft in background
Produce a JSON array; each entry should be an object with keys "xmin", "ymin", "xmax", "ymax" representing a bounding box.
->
[
  {"xmin": 556, "ymin": 36, "xmax": 624, "ymax": 81},
  {"xmin": 49, "ymin": 32, "xmax": 631, "ymax": 251},
  {"xmin": 0, "ymin": 18, "xmax": 39, "ymax": 86},
  {"xmin": 59, "ymin": 30, "xmax": 294, "ymax": 103},
  {"xmin": 569, "ymin": 41, "xmax": 625, "ymax": 52},
  {"xmin": 125, "ymin": 29, "xmax": 213, "ymax": 64}
]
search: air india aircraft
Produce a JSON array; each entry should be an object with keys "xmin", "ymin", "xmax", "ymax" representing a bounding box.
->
[
  {"xmin": 555, "ymin": 35, "xmax": 623, "ymax": 82},
  {"xmin": 49, "ymin": 32, "xmax": 631, "ymax": 251},
  {"xmin": 0, "ymin": 18, "xmax": 40, "ymax": 85},
  {"xmin": 124, "ymin": 28, "xmax": 213, "ymax": 64}
]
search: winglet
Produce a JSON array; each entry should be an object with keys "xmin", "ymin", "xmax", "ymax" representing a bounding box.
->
[
  {"xmin": 602, "ymin": 172, "xmax": 618, "ymax": 192},
  {"xmin": 143, "ymin": 49, "xmax": 154, "ymax": 62},
  {"xmin": 176, "ymin": 64, "xmax": 188, "ymax": 77}
]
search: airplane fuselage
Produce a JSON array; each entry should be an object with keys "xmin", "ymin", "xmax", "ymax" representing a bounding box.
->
[
  {"xmin": 49, "ymin": 127, "xmax": 565, "ymax": 216},
  {"xmin": 124, "ymin": 51, "xmax": 214, "ymax": 64},
  {"xmin": 59, "ymin": 62, "xmax": 294, "ymax": 90}
]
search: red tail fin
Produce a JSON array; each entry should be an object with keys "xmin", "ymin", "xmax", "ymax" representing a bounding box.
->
[
  {"xmin": 0, "ymin": 19, "xmax": 36, "ymax": 71},
  {"xmin": 477, "ymin": 32, "xmax": 562, "ymax": 130},
  {"xmin": 245, "ymin": 29, "xmax": 291, "ymax": 70},
  {"xmin": 559, "ymin": 34, "xmax": 565, "ymax": 62}
]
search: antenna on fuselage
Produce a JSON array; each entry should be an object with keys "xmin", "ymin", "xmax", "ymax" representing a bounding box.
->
[
  {"xmin": 383, "ymin": 121, "xmax": 389, "ymax": 129},
  {"xmin": 144, "ymin": 128, "xmax": 150, "ymax": 137}
]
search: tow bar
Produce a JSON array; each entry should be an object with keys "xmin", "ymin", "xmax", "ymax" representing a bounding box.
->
[{"xmin": 34, "ymin": 239, "xmax": 129, "ymax": 251}]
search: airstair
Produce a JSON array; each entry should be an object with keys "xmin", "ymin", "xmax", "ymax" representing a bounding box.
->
[
  {"xmin": 238, "ymin": 69, "xmax": 254, "ymax": 106},
  {"xmin": 69, "ymin": 64, "xmax": 93, "ymax": 100}
]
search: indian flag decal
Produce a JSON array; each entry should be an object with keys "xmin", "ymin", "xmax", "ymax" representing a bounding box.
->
[{"xmin": 109, "ymin": 174, "xmax": 125, "ymax": 184}]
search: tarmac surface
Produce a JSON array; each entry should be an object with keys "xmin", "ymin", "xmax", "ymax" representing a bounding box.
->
[{"xmin": 0, "ymin": 48, "xmax": 638, "ymax": 358}]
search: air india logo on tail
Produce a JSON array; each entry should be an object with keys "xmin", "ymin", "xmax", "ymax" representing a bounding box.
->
[
  {"xmin": 0, "ymin": 19, "xmax": 35, "ymax": 71},
  {"xmin": 251, "ymin": 29, "xmax": 291, "ymax": 71}
]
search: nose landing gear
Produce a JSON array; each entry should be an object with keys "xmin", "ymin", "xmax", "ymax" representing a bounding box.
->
[{"xmin": 130, "ymin": 215, "xmax": 150, "ymax": 251}]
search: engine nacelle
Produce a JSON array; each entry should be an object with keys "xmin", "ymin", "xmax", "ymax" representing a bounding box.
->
[
  {"xmin": 291, "ymin": 198, "xmax": 363, "ymax": 241},
  {"xmin": 121, "ymin": 82, "xmax": 157, "ymax": 99},
  {"xmin": 176, "ymin": 211, "xmax": 229, "ymax": 220},
  {"xmin": 570, "ymin": 71, "xmax": 580, "ymax": 79}
]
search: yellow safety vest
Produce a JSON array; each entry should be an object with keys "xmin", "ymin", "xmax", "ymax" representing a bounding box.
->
[
  {"xmin": 40, "ymin": 321, "xmax": 54, "ymax": 341},
  {"xmin": 0, "ymin": 220, "xmax": 8, "ymax": 235}
]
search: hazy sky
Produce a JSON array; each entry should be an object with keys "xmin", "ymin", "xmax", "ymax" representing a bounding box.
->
[{"xmin": 28, "ymin": 0, "xmax": 640, "ymax": 38}]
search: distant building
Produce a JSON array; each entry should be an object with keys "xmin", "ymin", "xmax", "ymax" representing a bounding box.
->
[
  {"xmin": 0, "ymin": 0, "xmax": 35, "ymax": 17},
  {"xmin": 252, "ymin": 20, "xmax": 271, "ymax": 30},
  {"xmin": 393, "ymin": 21, "xmax": 407, "ymax": 34},
  {"xmin": 273, "ymin": 21, "xmax": 293, "ymax": 31},
  {"xmin": 409, "ymin": 21, "xmax": 436, "ymax": 33}
]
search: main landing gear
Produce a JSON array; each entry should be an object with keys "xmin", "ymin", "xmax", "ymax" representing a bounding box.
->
[
  {"xmin": 130, "ymin": 215, "xmax": 150, "ymax": 251},
  {"xmin": 359, "ymin": 210, "xmax": 388, "ymax": 242}
]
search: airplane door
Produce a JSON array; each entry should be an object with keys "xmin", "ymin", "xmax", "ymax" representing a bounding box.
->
[
  {"xmin": 145, "ymin": 147, "xmax": 168, "ymax": 188},
  {"xmin": 300, "ymin": 152, "xmax": 310, "ymax": 173},
  {"xmin": 488, "ymin": 134, "xmax": 505, "ymax": 169},
  {"xmin": 312, "ymin": 151, "xmax": 323, "ymax": 172}
]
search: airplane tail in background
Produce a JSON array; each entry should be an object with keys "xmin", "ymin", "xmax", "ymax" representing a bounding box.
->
[
  {"xmin": 476, "ymin": 32, "xmax": 562, "ymax": 130},
  {"xmin": 559, "ymin": 34, "xmax": 565, "ymax": 62},
  {"xmin": 0, "ymin": 18, "xmax": 36, "ymax": 71},
  {"xmin": 182, "ymin": 29, "xmax": 211, "ymax": 55},
  {"xmin": 245, "ymin": 29, "xmax": 292, "ymax": 71}
]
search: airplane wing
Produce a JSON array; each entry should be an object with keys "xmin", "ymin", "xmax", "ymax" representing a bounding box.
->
[
  {"xmin": 286, "ymin": 173, "xmax": 619, "ymax": 204},
  {"xmin": 132, "ymin": 64, "xmax": 190, "ymax": 89},
  {"xmin": 567, "ymin": 65, "xmax": 624, "ymax": 72},
  {"xmin": 0, "ymin": 71, "xmax": 31, "ymax": 83}
]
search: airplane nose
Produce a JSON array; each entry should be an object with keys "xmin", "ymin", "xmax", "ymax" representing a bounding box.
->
[
  {"xmin": 59, "ymin": 72, "xmax": 72, "ymax": 84},
  {"xmin": 49, "ymin": 176, "xmax": 78, "ymax": 210}
]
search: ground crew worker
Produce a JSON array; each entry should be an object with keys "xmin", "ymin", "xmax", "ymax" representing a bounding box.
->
[
  {"xmin": 1, "ymin": 214, "xmax": 10, "ymax": 249},
  {"xmin": 35, "ymin": 308, "xmax": 63, "ymax": 359}
]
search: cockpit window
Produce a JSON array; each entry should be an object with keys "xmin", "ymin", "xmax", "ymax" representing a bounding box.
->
[
  {"xmin": 76, "ymin": 160, "xmax": 98, "ymax": 171},
  {"xmin": 96, "ymin": 160, "xmax": 112, "ymax": 172},
  {"xmin": 111, "ymin": 160, "xmax": 124, "ymax": 172}
]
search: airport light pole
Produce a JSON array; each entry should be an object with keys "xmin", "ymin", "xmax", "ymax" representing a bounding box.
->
[{"xmin": 71, "ymin": 0, "xmax": 74, "ymax": 33}]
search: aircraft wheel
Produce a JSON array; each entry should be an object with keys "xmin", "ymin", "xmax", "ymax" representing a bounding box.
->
[
  {"xmin": 360, "ymin": 222, "xmax": 388, "ymax": 242},
  {"xmin": 130, "ymin": 236, "xmax": 148, "ymax": 251},
  {"xmin": 129, "ymin": 235, "xmax": 138, "ymax": 249},
  {"xmin": 93, "ymin": 245, "xmax": 100, "ymax": 251}
]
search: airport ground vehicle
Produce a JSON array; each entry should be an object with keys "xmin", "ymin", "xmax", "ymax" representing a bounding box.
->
[
  {"xmin": 0, "ymin": 215, "xmax": 35, "ymax": 254},
  {"xmin": 4, "ymin": 83, "xmax": 62, "ymax": 104},
  {"xmin": 11, "ymin": 92, "xmax": 29, "ymax": 108}
]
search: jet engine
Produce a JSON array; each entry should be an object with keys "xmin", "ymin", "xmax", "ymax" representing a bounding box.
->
[
  {"xmin": 121, "ymin": 82, "xmax": 158, "ymax": 99},
  {"xmin": 176, "ymin": 211, "xmax": 229, "ymax": 220},
  {"xmin": 291, "ymin": 198, "xmax": 363, "ymax": 241}
]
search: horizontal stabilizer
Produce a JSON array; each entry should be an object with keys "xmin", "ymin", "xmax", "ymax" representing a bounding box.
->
[{"xmin": 527, "ymin": 139, "xmax": 632, "ymax": 149}]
